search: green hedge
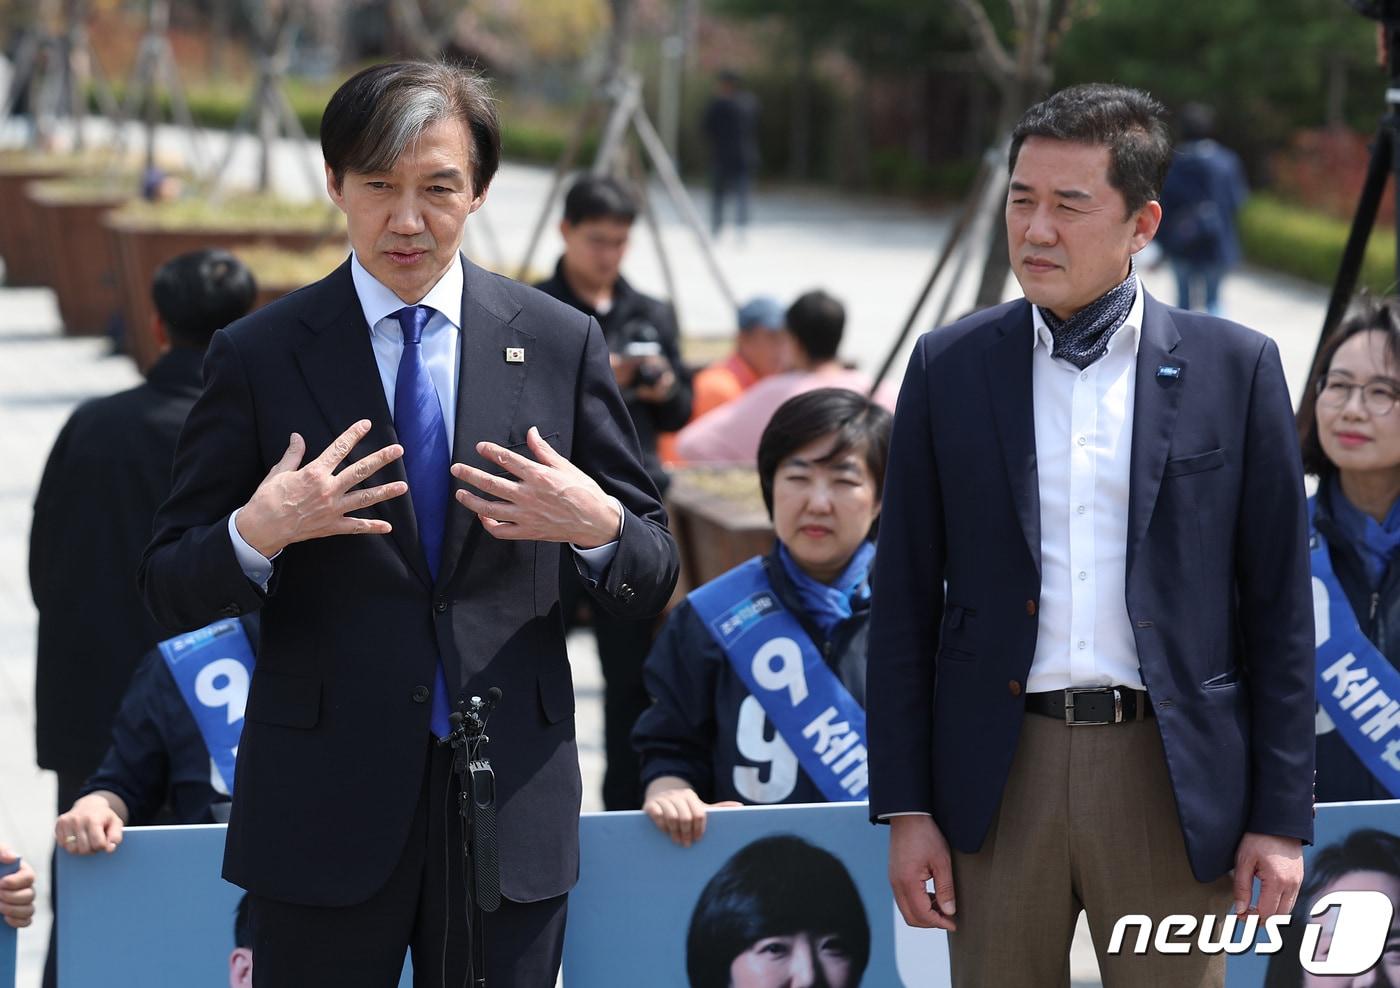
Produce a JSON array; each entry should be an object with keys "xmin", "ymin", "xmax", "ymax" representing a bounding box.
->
[
  {"xmin": 1239, "ymin": 195, "xmax": 1397, "ymax": 295},
  {"xmin": 97, "ymin": 82, "xmax": 590, "ymax": 168}
]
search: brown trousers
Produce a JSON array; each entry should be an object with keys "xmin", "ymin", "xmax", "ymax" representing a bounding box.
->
[{"xmin": 948, "ymin": 713, "xmax": 1233, "ymax": 988}]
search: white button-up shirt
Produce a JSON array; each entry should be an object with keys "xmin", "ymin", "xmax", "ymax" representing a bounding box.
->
[{"xmin": 1027, "ymin": 282, "xmax": 1145, "ymax": 692}]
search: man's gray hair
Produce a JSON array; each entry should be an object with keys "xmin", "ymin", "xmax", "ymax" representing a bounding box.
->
[{"xmin": 321, "ymin": 61, "xmax": 501, "ymax": 194}]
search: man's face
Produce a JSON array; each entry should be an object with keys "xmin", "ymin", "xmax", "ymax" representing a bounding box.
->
[
  {"xmin": 326, "ymin": 116, "xmax": 484, "ymax": 304},
  {"xmin": 1005, "ymin": 136, "xmax": 1161, "ymax": 320},
  {"xmin": 741, "ymin": 327, "xmax": 795, "ymax": 377},
  {"xmin": 559, "ymin": 217, "xmax": 632, "ymax": 295}
]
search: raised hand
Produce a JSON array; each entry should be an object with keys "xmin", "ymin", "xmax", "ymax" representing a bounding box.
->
[
  {"xmin": 235, "ymin": 420, "xmax": 408, "ymax": 558},
  {"xmin": 452, "ymin": 427, "xmax": 621, "ymax": 548}
]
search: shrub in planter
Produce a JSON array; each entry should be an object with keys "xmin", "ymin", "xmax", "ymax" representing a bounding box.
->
[
  {"xmin": 104, "ymin": 194, "xmax": 343, "ymax": 372},
  {"xmin": 26, "ymin": 172, "xmax": 141, "ymax": 336}
]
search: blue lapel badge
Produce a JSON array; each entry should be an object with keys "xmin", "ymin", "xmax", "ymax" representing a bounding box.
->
[{"xmin": 1156, "ymin": 365, "xmax": 1182, "ymax": 381}]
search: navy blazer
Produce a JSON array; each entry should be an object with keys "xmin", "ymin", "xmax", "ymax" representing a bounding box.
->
[
  {"xmin": 867, "ymin": 292, "xmax": 1315, "ymax": 882},
  {"xmin": 139, "ymin": 257, "xmax": 679, "ymax": 906}
]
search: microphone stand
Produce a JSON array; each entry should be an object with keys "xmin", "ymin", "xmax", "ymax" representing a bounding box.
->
[{"xmin": 440, "ymin": 688, "xmax": 502, "ymax": 987}]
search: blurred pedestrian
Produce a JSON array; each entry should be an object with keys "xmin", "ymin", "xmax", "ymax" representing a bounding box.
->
[
  {"xmin": 1157, "ymin": 102, "xmax": 1248, "ymax": 315},
  {"xmin": 703, "ymin": 70, "xmax": 759, "ymax": 238}
]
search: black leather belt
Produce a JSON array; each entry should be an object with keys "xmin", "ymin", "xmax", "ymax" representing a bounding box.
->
[{"xmin": 1025, "ymin": 687, "xmax": 1154, "ymax": 725}]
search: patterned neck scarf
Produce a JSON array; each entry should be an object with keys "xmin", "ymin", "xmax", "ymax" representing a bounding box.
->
[{"xmin": 1038, "ymin": 257, "xmax": 1138, "ymax": 370}]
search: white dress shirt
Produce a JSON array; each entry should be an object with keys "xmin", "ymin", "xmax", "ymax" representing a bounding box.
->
[
  {"xmin": 229, "ymin": 252, "xmax": 618, "ymax": 585},
  {"xmin": 1027, "ymin": 281, "xmax": 1145, "ymax": 692}
]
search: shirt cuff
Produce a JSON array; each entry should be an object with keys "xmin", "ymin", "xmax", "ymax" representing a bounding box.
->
[
  {"xmin": 878, "ymin": 812, "xmax": 934, "ymax": 819},
  {"xmin": 228, "ymin": 509, "xmax": 276, "ymax": 590},
  {"xmin": 570, "ymin": 497, "xmax": 624, "ymax": 579}
]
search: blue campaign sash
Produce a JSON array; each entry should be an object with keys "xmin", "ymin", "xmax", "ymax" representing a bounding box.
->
[
  {"xmin": 1310, "ymin": 498, "xmax": 1400, "ymax": 798},
  {"xmin": 688, "ymin": 557, "xmax": 868, "ymax": 802},
  {"xmin": 157, "ymin": 619, "xmax": 255, "ymax": 797}
]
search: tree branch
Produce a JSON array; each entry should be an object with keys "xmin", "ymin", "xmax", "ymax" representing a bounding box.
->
[{"xmin": 950, "ymin": 0, "xmax": 1016, "ymax": 82}]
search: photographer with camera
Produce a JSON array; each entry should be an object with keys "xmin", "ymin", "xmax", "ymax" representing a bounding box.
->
[{"xmin": 536, "ymin": 174, "xmax": 692, "ymax": 810}]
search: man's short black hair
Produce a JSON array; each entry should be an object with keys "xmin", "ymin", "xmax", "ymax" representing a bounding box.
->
[
  {"xmin": 233, "ymin": 893, "xmax": 251, "ymax": 949},
  {"xmin": 785, "ymin": 290, "xmax": 844, "ymax": 363},
  {"xmin": 1009, "ymin": 83, "xmax": 1172, "ymax": 216},
  {"xmin": 686, "ymin": 835, "xmax": 871, "ymax": 988},
  {"xmin": 150, "ymin": 249, "xmax": 256, "ymax": 350},
  {"xmin": 562, "ymin": 174, "xmax": 638, "ymax": 226},
  {"xmin": 756, "ymin": 387, "xmax": 892, "ymax": 525},
  {"xmin": 320, "ymin": 61, "xmax": 501, "ymax": 195}
]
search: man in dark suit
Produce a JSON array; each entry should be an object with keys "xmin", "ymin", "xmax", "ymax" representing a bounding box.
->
[
  {"xmin": 139, "ymin": 62, "xmax": 677, "ymax": 987},
  {"xmin": 29, "ymin": 249, "xmax": 255, "ymax": 988},
  {"xmin": 868, "ymin": 84, "xmax": 1315, "ymax": 986}
]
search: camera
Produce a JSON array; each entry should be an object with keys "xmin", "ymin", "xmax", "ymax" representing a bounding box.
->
[{"xmin": 617, "ymin": 318, "xmax": 666, "ymax": 388}]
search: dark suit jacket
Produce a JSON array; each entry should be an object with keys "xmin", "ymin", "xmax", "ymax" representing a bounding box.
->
[
  {"xmin": 138, "ymin": 257, "xmax": 679, "ymax": 906},
  {"xmin": 867, "ymin": 292, "xmax": 1315, "ymax": 882},
  {"xmin": 30, "ymin": 345, "xmax": 204, "ymax": 778}
]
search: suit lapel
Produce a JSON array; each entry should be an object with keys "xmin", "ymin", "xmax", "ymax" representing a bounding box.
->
[
  {"xmin": 1126, "ymin": 293, "xmax": 1186, "ymax": 576},
  {"xmin": 438, "ymin": 257, "xmax": 529, "ymax": 590},
  {"xmin": 292, "ymin": 260, "xmax": 431, "ymax": 587},
  {"xmin": 984, "ymin": 302, "xmax": 1042, "ymax": 574}
]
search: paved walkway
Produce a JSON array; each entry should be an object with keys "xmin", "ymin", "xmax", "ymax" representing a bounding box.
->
[{"xmin": 0, "ymin": 120, "xmax": 1334, "ymax": 987}]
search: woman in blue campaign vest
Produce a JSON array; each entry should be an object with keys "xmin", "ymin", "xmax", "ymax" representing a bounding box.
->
[
  {"xmin": 634, "ymin": 388, "xmax": 891, "ymax": 846},
  {"xmin": 1299, "ymin": 296, "xmax": 1400, "ymax": 802}
]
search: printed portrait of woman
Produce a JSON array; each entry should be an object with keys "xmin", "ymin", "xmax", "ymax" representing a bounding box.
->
[{"xmin": 686, "ymin": 834, "xmax": 871, "ymax": 988}]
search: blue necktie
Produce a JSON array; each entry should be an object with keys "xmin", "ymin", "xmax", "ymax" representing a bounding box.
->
[{"xmin": 391, "ymin": 304, "xmax": 453, "ymax": 737}]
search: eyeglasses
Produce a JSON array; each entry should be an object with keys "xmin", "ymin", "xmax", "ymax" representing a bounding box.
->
[{"xmin": 1316, "ymin": 373, "xmax": 1400, "ymax": 416}]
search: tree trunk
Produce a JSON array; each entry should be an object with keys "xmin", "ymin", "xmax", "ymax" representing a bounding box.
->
[{"xmin": 788, "ymin": 36, "xmax": 813, "ymax": 182}]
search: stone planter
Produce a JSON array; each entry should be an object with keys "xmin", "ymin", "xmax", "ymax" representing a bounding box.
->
[
  {"xmin": 0, "ymin": 160, "xmax": 69, "ymax": 286},
  {"xmin": 26, "ymin": 178, "xmax": 134, "ymax": 336},
  {"xmin": 105, "ymin": 199, "xmax": 343, "ymax": 372},
  {"xmin": 664, "ymin": 466, "xmax": 774, "ymax": 597},
  {"xmin": 230, "ymin": 242, "xmax": 350, "ymax": 312}
]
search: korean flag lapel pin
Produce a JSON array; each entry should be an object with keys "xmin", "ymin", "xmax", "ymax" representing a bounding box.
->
[{"xmin": 504, "ymin": 347, "xmax": 525, "ymax": 364}]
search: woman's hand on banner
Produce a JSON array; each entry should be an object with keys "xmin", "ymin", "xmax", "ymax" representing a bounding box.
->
[
  {"xmin": 642, "ymin": 776, "xmax": 741, "ymax": 848},
  {"xmin": 55, "ymin": 791, "xmax": 129, "ymax": 856}
]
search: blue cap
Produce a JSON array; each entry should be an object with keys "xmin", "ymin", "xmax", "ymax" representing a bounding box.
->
[{"xmin": 737, "ymin": 296, "xmax": 786, "ymax": 332}]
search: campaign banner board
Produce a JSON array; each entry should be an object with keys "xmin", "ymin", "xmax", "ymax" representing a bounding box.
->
[
  {"xmin": 564, "ymin": 802, "xmax": 952, "ymax": 987},
  {"xmin": 56, "ymin": 826, "xmax": 411, "ymax": 987},
  {"xmin": 0, "ymin": 857, "xmax": 15, "ymax": 988},
  {"xmin": 49, "ymin": 800, "xmax": 1400, "ymax": 985}
]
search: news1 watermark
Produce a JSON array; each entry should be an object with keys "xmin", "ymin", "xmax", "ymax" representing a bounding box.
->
[{"xmin": 1106, "ymin": 891, "xmax": 1395, "ymax": 974}]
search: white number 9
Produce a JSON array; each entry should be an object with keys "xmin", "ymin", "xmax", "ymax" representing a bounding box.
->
[{"xmin": 195, "ymin": 659, "xmax": 250, "ymax": 725}]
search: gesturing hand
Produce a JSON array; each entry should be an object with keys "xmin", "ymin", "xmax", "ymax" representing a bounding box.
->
[
  {"xmin": 235, "ymin": 420, "xmax": 408, "ymax": 559},
  {"xmin": 889, "ymin": 815, "xmax": 958, "ymax": 931},
  {"xmin": 452, "ymin": 427, "xmax": 621, "ymax": 548}
]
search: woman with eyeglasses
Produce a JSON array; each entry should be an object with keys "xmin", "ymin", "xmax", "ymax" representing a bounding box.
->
[{"xmin": 1299, "ymin": 296, "xmax": 1400, "ymax": 802}]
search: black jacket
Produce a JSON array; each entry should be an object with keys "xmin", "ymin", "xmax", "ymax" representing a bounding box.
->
[
  {"xmin": 81, "ymin": 615, "xmax": 260, "ymax": 826},
  {"xmin": 633, "ymin": 548, "xmax": 869, "ymax": 804},
  {"xmin": 139, "ymin": 257, "xmax": 678, "ymax": 906},
  {"xmin": 534, "ymin": 260, "xmax": 692, "ymax": 492},
  {"xmin": 1313, "ymin": 485, "xmax": 1400, "ymax": 802},
  {"xmin": 30, "ymin": 346, "xmax": 205, "ymax": 777}
]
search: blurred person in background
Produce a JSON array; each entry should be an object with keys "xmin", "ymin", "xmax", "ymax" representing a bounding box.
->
[
  {"xmin": 703, "ymin": 69, "xmax": 760, "ymax": 239},
  {"xmin": 30, "ymin": 249, "xmax": 255, "ymax": 988},
  {"xmin": 659, "ymin": 295, "xmax": 792, "ymax": 466},
  {"xmin": 676, "ymin": 291, "xmax": 895, "ymax": 465},
  {"xmin": 1157, "ymin": 102, "xmax": 1248, "ymax": 316},
  {"xmin": 1298, "ymin": 296, "xmax": 1400, "ymax": 804},
  {"xmin": 636, "ymin": 389, "xmax": 890, "ymax": 846},
  {"xmin": 536, "ymin": 173, "xmax": 693, "ymax": 810}
]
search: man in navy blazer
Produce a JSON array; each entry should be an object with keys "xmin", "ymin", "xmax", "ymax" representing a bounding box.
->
[
  {"xmin": 139, "ymin": 63, "xmax": 678, "ymax": 986},
  {"xmin": 869, "ymin": 84, "xmax": 1314, "ymax": 986}
]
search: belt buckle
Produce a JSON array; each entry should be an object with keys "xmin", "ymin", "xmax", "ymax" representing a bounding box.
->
[{"xmin": 1063, "ymin": 687, "xmax": 1121, "ymax": 726}]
